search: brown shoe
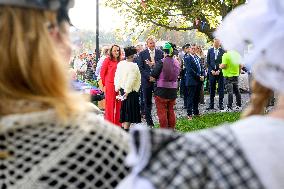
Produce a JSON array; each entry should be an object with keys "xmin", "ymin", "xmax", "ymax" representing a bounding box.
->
[{"xmin": 187, "ymin": 116, "xmax": 193, "ymax": 120}]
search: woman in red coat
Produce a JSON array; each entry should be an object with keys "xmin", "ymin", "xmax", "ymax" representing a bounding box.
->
[{"xmin": 100, "ymin": 44, "xmax": 122, "ymax": 126}]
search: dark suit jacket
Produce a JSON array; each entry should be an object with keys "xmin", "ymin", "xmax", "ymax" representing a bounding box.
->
[
  {"xmin": 133, "ymin": 53, "xmax": 140, "ymax": 64},
  {"xmin": 137, "ymin": 48, "xmax": 164, "ymax": 88},
  {"xmin": 207, "ymin": 47, "xmax": 225, "ymax": 73},
  {"xmin": 185, "ymin": 55, "xmax": 204, "ymax": 86}
]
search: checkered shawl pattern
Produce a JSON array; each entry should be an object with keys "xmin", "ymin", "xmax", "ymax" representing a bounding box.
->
[
  {"xmin": 132, "ymin": 126, "xmax": 264, "ymax": 189},
  {"xmin": 0, "ymin": 110, "xmax": 129, "ymax": 189}
]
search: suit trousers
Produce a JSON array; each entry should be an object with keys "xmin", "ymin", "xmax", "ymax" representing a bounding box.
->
[
  {"xmin": 209, "ymin": 74, "xmax": 224, "ymax": 108},
  {"xmin": 186, "ymin": 84, "xmax": 202, "ymax": 116},
  {"xmin": 143, "ymin": 84, "xmax": 154, "ymax": 126}
]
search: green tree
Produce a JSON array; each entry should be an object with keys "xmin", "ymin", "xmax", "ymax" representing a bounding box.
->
[
  {"xmin": 104, "ymin": 0, "xmax": 246, "ymax": 40},
  {"xmin": 137, "ymin": 27, "xmax": 208, "ymax": 47}
]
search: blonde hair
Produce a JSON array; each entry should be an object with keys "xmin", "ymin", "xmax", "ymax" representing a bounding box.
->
[
  {"xmin": 146, "ymin": 36, "xmax": 156, "ymax": 43},
  {"xmin": 242, "ymin": 80, "xmax": 273, "ymax": 118},
  {"xmin": 0, "ymin": 6, "xmax": 87, "ymax": 118},
  {"xmin": 101, "ymin": 46, "xmax": 110, "ymax": 56}
]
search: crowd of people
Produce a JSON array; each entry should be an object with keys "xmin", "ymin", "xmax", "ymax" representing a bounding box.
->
[
  {"xmin": 70, "ymin": 35, "xmax": 248, "ymax": 129},
  {"xmin": 1, "ymin": 0, "xmax": 283, "ymax": 189}
]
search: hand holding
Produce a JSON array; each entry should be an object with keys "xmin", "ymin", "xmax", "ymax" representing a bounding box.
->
[
  {"xmin": 149, "ymin": 61, "xmax": 155, "ymax": 67},
  {"xmin": 123, "ymin": 93, "xmax": 128, "ymax": 100},
  {"xmin": 216, "ymin": 70, "xmax": 220, "ymax": 75},
  {"xmin": 149, "ymin": 76, "xmax": 156, "ymax": 82}
]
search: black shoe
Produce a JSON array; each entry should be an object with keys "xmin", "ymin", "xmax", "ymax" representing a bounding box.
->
[
  {"xmin": 219, "ymin": 105, "xmax": 224, "ymax": 110},
  {"xmin": 206, "ymin": 106, "xmax": 214, "ymax": 110}
]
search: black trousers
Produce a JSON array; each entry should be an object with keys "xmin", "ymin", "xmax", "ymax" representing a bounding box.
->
[
  {"xmin": 186, "ymin": 83, "xmax": 202, "ymax": 116},
  {"xmin": 180, "ymin": 71, "xmax": 187, "ymax": 107},
  {"xmin": 143, "ymin": 85, "xmax": 154, "ymax": 126},
  {"xmin": 183, "ymin": 85, "xmax": 189, "ymax": 109},
  {"xmin": 209, "ymin": 73, "xmax": 224, "ymax": 108},
  {"xmin": 139, "ymin": 87, "xmax": 145, "ymax": 115},
  {"xmin": 225, "ymin": 76, "xmax": 241, "ymax": 108}
]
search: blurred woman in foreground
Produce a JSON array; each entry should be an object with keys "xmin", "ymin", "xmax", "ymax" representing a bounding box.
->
[
  {"xmin": 0, "ymin": 1, "xmax": 129, "ymax": 188},
  {"xmin": 117, "ymin": 0, "xmax": 284, "ymax": 188}
]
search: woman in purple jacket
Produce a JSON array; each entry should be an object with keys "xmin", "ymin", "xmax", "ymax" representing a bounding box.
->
[{"xmin": 151, "ymin": 42, "xmax": 180, "ymax": 129}]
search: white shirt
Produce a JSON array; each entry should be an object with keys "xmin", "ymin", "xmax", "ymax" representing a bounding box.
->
[
  {"xmin": 95, "ymin": 55, "xmax": 107, "ymax": 79},
  {"xmin": 214, "ymin": 48, "xmax": 219, "ymax": 60},
  {"xmin": 73, "ymin": 58, "xmax": 87, "ymax": 72},
  {"xmin": 148, "ymin": 48, "xmax": 155, "ymax": 62}
]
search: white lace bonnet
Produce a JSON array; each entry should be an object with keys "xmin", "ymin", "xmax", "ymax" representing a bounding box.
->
[{"xmin": 215, "ymin": 0, "xmax": 284, "ymax": 93}]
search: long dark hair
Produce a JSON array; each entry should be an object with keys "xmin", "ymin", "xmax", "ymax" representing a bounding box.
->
[{"xmin": 109, "ymin": 44, "xmax": 121, "ymax": 61}]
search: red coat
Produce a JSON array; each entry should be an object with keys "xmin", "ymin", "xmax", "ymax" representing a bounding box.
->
[{"xmin": 100, "ymin": 57, "xmax": 121, "ymax": 126}]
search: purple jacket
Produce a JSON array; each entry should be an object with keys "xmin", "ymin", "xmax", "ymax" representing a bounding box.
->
[{"xmin": 156, "ymin": 57, "xmax": 180, "ymax": 88}]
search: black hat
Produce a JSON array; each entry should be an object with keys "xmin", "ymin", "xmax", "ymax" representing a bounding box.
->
[
  {"xmin": 124, "ymin": 46, "xmax": 137, "ymax": 58},
  {"xmin": 0, "ymin": 0, "xmax": 74, "ymax": 24},
  {"xmin": 183, "ymin": 44, "xmax": 191, "ymax": 49}
]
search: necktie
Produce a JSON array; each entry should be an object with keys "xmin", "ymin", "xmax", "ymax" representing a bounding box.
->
[{"xmin": 214, "ymin": 48, "xmax": 219, "ymax": 60}]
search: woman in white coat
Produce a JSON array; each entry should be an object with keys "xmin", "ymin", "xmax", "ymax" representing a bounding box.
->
[{"xmin": 114, "ymin": 46, "xmax": 142, "ymax": 131}]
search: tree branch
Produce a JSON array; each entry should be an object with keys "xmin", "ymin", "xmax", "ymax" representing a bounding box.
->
[{"xmin": 108, "ymin": 0, "xmax": 242, "ymax": 40}]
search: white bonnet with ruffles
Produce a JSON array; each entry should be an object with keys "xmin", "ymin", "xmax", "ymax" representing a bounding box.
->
[{"xmin": 215, "ymin": 0, "xmax": 284, "ymax": 93}]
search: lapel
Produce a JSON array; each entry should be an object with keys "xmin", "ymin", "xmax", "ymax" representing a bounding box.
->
[
  {"xmin": 218, "ymin": 48, "xmax": 223, "ymax": 59},
  {"xmin": 190, "ymin": 55, "xmax": 197, "ymax": 70},
  {"xmin": 214, "ymin": 48, "xmax": 223, "ymax": 60},
  {"xmin": 154, "ymin": 49, "xmax": 160, "ymax": 60},
  {"xmin": 142, "ymin": 50, "xmax": 150, "ymax": 62}
]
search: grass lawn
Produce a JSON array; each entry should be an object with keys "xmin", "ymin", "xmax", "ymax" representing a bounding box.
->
[{"xmin": 173, "ymin": 112, "xmax": 241, "ymax": 133}]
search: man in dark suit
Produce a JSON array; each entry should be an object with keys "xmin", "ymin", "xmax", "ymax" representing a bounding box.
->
[
  {"xmin": 206, "ymin": 38, "xmax": 225, "ymax": 110},
  {"xmin": 180, "ymin": 44, "xmax": 191, "ymax": 108},
  {"xmin": 137, "ymin": 37, "xmax": 164, "ymax": 127},
  {"xmin": 184, "ymin": 45, "xmax": 205, "ymax": 120},
  {"xmin": 134, "ymin": 43, "xmax": 146, "ymax": 117}
]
